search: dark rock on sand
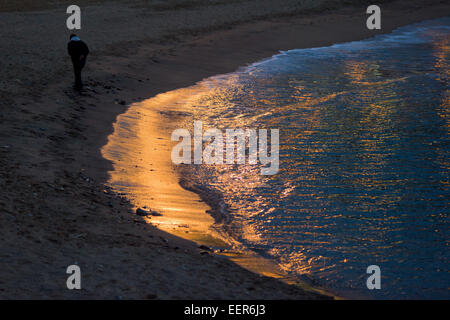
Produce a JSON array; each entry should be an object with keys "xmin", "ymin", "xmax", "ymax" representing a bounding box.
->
[
  {"xmin": 136, "ymin": 208, "xmax": 150, "ymax": 216},
  {"xmin": 136, "ymin": 207, "xmax": 162, "ymax": 216}
]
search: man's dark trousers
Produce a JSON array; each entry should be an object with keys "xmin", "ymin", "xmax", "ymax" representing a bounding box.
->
[{"xmin": 72, "ymin": 57, "xmax": 86, "ymax": 89}]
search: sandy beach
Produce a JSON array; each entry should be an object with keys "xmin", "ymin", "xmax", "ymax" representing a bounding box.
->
[{"xmin": 0, "ymin": 0, "xmax": 449, "ymax": 299}]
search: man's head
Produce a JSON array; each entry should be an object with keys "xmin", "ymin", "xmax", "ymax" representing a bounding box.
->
[{"xmin": 69, "ymin": 34, "xmax": 80, "ymax": 41}]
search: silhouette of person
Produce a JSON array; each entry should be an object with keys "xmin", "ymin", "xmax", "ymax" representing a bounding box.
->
[{"xmin": 67, "ymin": 34, "xmax": 89, "ymax": 90}]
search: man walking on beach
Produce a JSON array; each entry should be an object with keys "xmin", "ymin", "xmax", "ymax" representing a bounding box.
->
[{"xmin": 67, "ymin": 34, "xmax": 89, "ymax": 90}]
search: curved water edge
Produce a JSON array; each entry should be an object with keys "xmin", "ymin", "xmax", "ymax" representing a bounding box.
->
[
  {"xmin": 100, "ymin": 84, "xmax": 335, "ymax": 298},
  {"xmin": 102, "ymin": 17, "xmax": 449, "ymax": 299}
]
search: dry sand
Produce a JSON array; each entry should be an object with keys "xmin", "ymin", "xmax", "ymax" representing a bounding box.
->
[{"xmin": 0, "ymin": 0, "xmax": 449, "ymax": 299}]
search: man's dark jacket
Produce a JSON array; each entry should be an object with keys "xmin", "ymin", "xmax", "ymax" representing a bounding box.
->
[{"xmin": 67, "ymin": 40, "xmax": 89, "ymax": 61}]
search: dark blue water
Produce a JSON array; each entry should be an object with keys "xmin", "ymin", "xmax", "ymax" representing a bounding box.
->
[{"xmin": 178, "ymin": 18, "xmax": 450, "ymax": 299}]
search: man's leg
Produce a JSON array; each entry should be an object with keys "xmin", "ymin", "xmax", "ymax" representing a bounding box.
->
[
  {"xmin": 77, "ymin": 57, "xmax": 86, "ymax": 89},
  {"xmin": 73, "ymin": 61, "xmax": 82, "ymax": 90},
  {"xmin": 80, "ymin": 57, "xmax": 86, "ymax": 70}
]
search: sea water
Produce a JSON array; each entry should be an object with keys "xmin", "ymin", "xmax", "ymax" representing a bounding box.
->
[{"xmin": 175, "ymin": 17, "xmax": 450, "ymax": 299}]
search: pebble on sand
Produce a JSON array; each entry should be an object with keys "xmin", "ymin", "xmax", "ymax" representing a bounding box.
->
[{"xmin": 136, "ymin": 207, "xmax": 162, "ymax": 216}]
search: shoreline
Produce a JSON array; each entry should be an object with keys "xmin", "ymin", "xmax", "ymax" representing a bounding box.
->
[
  {"xmin": 1, "ymin": 0, "xmax": 449, "ymax": 299},
  {"xmin": 100, "ymin": 13, "xmax": 449, "ymax": 300},
  {"xmin": 100, "ymin": 82, "xmax": 336, "ymax": 298}
]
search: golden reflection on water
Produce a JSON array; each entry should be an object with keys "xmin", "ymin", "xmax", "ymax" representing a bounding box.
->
[
  {"xmin": 102, "ymin": 86, "xmax": 218, "ymax": 243},
  {"xmin": 431, "ymin": 36, "xmax": 450, "ymax": 178},
  {"xmin": 101, "ymin": 83, "xmax": 315, "ymax": 287},
  {"xmin": 432, "ymin": 37, "xmax": 450, "ymax": 130}
]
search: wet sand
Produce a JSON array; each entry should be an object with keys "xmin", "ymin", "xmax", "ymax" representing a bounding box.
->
[
  {"xmin": 0, "ymin": 0, "xmax": 449, "ymax": 299},
  {"xmin": 100, "ymin": 84, "xmax": 332, "ymax": 297}
]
